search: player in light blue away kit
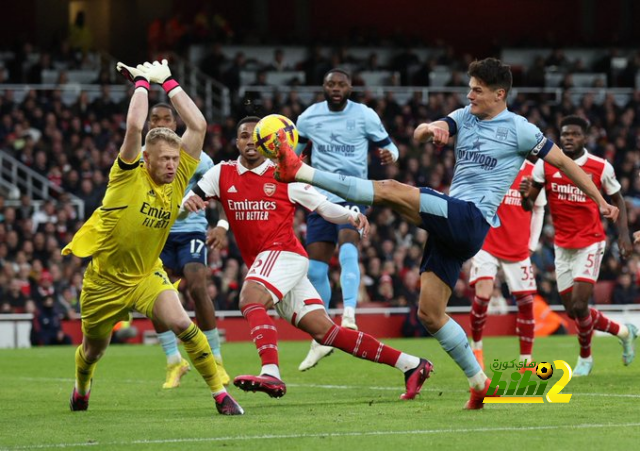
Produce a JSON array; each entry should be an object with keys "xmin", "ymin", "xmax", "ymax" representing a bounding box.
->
[
  {"xmin": 295, "ymin": 68, "xmax": 399, "ymax": 371},
  {"xmin": 147, "ymin": 103, "xmax": 231, "ymax": 388},
  {"xmin": 274, "ymin": 58, "xmax": 619, "ymax": 408}
]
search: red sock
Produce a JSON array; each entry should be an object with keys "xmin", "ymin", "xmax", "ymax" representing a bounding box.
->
[
  {"xmin": 575, "ymin": 313, "xmax": 594, "ymax": 358},
  {"xmin": 470, "ymin": 295, "xmax": 490, "ymax": 342},
  {"xmin": 515, "ymin": 294, "xmax": 535, "ymax": 355},
  {"xmin": 590, "ymin": 307, "xmax": 620, "ymax": 335},
  {"xmin": 241, "ymin": 303, "xmax": 279, "ymax": 366},
  {"xmin": 321, "ymin": 324, "xmax": 401, "ymax": 368}
]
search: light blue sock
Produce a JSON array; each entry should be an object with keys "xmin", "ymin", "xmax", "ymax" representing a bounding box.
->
[
  {"xmin": 308, "ymin": 259, "xmax": 331, "ymax": 309},
  {"xmin": 157, "ymin": 330, "xmax": 181, "ymax": 364},
  {"xmin": 313, "ymin": 171, "xmax": 374, "ymax": 204},
  {"xmin": 432, "ymin": 318, "xmax": 482, "ymax": 377},
  {"xmin": 203, "ymin": 328, "xmax": 222, "ymax": 359},
  {"xmin": 339, "ymin": 243, "xmax": 359, "ymax": 310}
]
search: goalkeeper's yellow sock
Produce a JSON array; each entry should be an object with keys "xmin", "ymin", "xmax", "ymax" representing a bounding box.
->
[
  {"xmin": 74, "ymin": 345, "xmax": 96, "ymax": 395},
  {"xmin": 178, "ymin": 323, "xmax": 224, "ymax": 394}
]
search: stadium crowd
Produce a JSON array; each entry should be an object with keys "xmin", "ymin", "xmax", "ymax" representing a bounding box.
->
[{"xmin": 1, "ymin": 36, "xmax": 640, "ymax": 345}]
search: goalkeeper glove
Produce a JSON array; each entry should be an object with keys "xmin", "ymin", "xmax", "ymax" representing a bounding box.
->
[
  {"xmin": 116, "ymin": 62, "xmax": 150, "ymax": 91},
  {"xmin": 143, "ymin": 59, "xmax": 182, "ymax": 97}
]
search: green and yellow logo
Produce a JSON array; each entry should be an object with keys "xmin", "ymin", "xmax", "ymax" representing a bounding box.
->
[{"xmin": 483, "ymin": 359, "xmax": 573, "ymax": 404}]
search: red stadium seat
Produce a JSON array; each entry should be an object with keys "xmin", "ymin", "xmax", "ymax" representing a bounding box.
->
[{"xmin": 593, "ymin": 280, "xmax": 616, "ymax": 304}]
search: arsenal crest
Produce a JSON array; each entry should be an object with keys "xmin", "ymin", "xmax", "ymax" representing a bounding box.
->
[{"xmin": 263, "ymin": 183, "xmax": 276, "ymax": 196}]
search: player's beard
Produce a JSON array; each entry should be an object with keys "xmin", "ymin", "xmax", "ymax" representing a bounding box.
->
[
  {"xmin": 324, "ymin": 91, "xmax": 347, "ymax": 111},
  {"xmin": 561, "ymin": 144, "xmax": 584, "ymax": 160}
]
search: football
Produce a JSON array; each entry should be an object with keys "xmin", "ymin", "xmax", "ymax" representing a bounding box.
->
[
  {"xmin": 535, "ymin": 362, "xmax": 554, "ymax": 380},
  {"xmin": 253, "ymin": 114, "xmax": 299, "ymax": 159}
]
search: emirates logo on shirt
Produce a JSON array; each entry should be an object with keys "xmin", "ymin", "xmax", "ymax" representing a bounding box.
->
[{"xmin": 264, "ymin": 183, "xmax": 276, "ymax": 197}]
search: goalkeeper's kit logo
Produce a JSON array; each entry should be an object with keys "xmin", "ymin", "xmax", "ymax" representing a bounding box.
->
[
  {"xmin": 483, "ymin": 359, "xmax": 573, "ymax": 404},
  {"xmin": 154, "ymin": 271, "xmax": 170, "ymax": 286}
]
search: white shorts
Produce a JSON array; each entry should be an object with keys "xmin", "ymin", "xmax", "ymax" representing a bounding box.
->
[
  {"xmin": 469, "ymin": 249, "xmax": 537, "ymax": 295},
  {"xmin": 554, "ymin": 241, "xmax": 605, "ymax": 294},
  {"xmin": 245, "ymin": 250, "xmax": 325, "ymax": 326}
]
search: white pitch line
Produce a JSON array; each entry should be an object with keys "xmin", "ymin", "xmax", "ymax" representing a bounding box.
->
[
  {"xmin": 13, "ymin": 377, "xmax": 640, "ymax": 398},
  {"xmin": 3, "ymin": 422, "xmax": 640, "ymax": 450}
]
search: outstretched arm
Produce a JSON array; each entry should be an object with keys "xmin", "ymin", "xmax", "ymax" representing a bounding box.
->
[
  {"xmin": 116, "ymin": 62, "xmax": 150, "ymax": 163},
  {"xmin": 542, "ymin": 145, "xmax": 619, "ymax": 221},
  {"xmin": 414, "ymin": 121, "xmax": 450, "ymax": 146},
  {"xmin": 168, "ymin": 89, "xmax": 206, "ymax": 160},
  {"xmin": 144, "ymin": 60, "xmax": 206, "ymax": 159},
  {"xmin": 314, "ymin": 200, "xmax": 369, "ymax": 237}
]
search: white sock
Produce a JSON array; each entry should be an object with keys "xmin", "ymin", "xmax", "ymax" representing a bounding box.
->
[
  {"xmin": 578, "ymin": 355, "xmax": 593, "ymax": 363},
  {"xmin": 296, "ymin": 163, "xmax": 315, "ymax": 183},
  {"xmin": 471, "ymin": 340, "xmax": 482, "ymax": 350},
  {"xmin": 343, "ymin": 306, "xmax": 356, "ymax": 318},
  {"xmin": 261, "ymin": 364, "xmax": 281, "ymax": 380},
  {"xmin": 520, "ymin": 354, "xmax": 532, "ymax": 363},
  {"xmin": 167, "ymin": 353, "xmax": 182, "ymax": 365},
  {"xmin": 467, "ymin": 370, "xmax": 488, "ymax": 390},
  {"xmin": 394, "ymin": 353, "xmax": 420, "ymax": 372},
  {"xmin": 617, "ymin": 324, "xmax": 629, "ymax": 339}
]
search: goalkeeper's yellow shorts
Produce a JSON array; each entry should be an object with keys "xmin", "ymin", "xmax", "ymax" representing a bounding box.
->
[{"xmin": 80, "ymin": 266, "xmax": 177, "ymax": 339}]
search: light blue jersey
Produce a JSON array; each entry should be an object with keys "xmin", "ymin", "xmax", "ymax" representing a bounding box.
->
[
  {"xmin": 295, "ymin": 100, "xmax": 398, "ymax": 202},
  {"xmin": 446, "ymin": 106, "xmax": 551, "ymax": 227},
  {"xmin": 171, "ymin": 152, "xmax": 214, "ymax": 233}
]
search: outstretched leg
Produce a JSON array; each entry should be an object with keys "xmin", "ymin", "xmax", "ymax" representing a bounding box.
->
[
  {"xmin": 297, "ymin": 310, "xmax": 433, "ymax": 400},
  {"xmin": 590, "ymin": 307, "xmax": 637, "ymax": 365},
  {"xmin": 70, "ymin": 335, "xmax": 110, "ymax": 411},
  {"xmin": 274, "ymin": 129, "xmax": 422, "ymax": 225},
  {"xmin": 418, "ymin": 272, "xmax": 498, "ymax": 409},
  {"xmin": 153, "ymin": 290, "xmax": 243, "ymax": 415},
  {"xmin": 184, "ymin": 262, "xmax": 230, "ymax": 385}
]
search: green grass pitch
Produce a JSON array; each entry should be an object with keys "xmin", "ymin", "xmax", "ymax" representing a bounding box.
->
[{"xmin": 1, "ymin": 335, "xmax": 639, "ymax": 450}]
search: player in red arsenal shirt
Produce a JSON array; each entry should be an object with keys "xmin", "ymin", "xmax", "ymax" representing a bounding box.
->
[
  {"xmin": 180, "ymin": 117, "xmax": 432, "ymax": 401},
  {"xmin": 469, "ymin": 160, "xmax": 546, "ymax": 370},
  {"xmin": 520, "ymin": 115, "xmax": 637, "ymax": 376}
]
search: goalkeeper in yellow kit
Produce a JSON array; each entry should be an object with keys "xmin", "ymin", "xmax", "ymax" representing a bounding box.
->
[{"xmin": 63, "ymin": 59, "xmax": 244, "ymax": 415}]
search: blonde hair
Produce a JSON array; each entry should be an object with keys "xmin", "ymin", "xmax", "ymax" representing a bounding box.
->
[{"xmin": 145, "ymin": 127, "xmax": 181, "ymax": 149}]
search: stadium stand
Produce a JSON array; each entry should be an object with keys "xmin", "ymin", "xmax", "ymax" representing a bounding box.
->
[{"xmin": 1, "ymin": 34, "xmax": 640, "ymax": 346}]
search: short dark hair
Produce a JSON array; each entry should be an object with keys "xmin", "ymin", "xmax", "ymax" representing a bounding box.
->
[
  {"xmin": 560, "ymin": 115, "xmax": 589, "ymax": 133},
  {"xmin": 468, "ymin": 58, "xmax": 512, "ymax": 94},
  {"xmin": 237, "ymin": 116, "xmax": 261, "ymax": 130},
  {"xmin": 324, "ymin": 68, "xmax": 351, "ymax": 82},
  {"xmin": 150, "ymin": 102, "xmax": 175, "ymax": 115}
]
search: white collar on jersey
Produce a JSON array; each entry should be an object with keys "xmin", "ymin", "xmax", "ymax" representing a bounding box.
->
[
  {"xmin": 574, "ymin": 148, "xmax": 589, "ymax": 166},
  {"xmin": 237, "ymin": 157, "xmax": 274, "ymax": 176}
]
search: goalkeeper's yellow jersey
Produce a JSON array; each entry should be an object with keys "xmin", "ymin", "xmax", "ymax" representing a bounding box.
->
[{"xmin": 63, "ymin": 149, "xmax": 198, "ymax": 286}]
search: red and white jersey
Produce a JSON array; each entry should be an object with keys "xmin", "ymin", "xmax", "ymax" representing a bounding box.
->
[
  {"xmin": 483, "ymin": 161, "xmax": 546, "ymax": 261},
  {"xmin": 532, "ymin": 149, "xmax": 620, "ymax": 249},
  {"xmin": 196, "ymin": 159, "xmax": 326, "ymax": 267}
]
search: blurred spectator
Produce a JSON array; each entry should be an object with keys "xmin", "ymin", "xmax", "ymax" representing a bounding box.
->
[
  {"xmin": 448, "ymin": 279, "xmax": 471, "ymax": 307},
  {"xmin": 4, "ymin": 279, "xmax": 29, "ymax": 312},
  {"xmin": 31, "ymin": 295, "xmax": 71, "ymax": 345},
  {"xmin": 267, "ymin": 49, "xmax": 290, "ymax": 72},
  {"xmin": 200, "ymin": 42, "xmax": 227, "ymax": 81},
  {"xmin": 612, "ymin": 270, "xmax": 638, "ymax": 305},
  {"xmin": 68, "ymin": 11, "xmax": 93, "ymax": 55}
]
